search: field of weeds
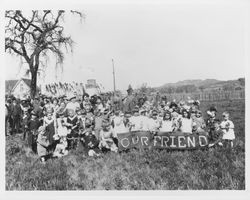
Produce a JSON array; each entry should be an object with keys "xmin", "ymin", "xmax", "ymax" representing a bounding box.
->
[{"xmin": 5, "ymin": 100, "xmax": 245, "ymax": 190}]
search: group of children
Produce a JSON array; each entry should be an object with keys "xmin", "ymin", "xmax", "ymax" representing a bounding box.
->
[{"xmin": 5, "ymin": 93, "xmax": 236, "ymax": 162}]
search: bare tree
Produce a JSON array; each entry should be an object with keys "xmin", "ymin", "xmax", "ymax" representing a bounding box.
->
[{"xmin": 5, "ymin": 10, "xmax": 84, "ymax": 98}]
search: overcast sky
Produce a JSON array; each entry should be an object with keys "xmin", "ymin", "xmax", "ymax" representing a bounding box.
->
[{"xmin": 4, "ymin": 0, "xmax": 248, "ymax": 91}]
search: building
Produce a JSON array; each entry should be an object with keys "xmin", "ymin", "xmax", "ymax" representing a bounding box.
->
[
  {"xmin": 5, "ymin": 78, "xmax": 38, "ymax": 98},
  {"xmin": 85, "ymin": 79, "xmax": 101, "ymax": 96}
]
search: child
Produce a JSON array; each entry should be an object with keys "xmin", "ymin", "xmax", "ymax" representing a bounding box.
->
[
  {"xmin": 123, "ymin": 111, "xmax": 131, "ymax": 131},
  {"xmin": 208, "ymin": 119, "xmax": 224, "ymax": 148},
  {"xmin": 192, "ymin": 110, "xmax": 206, "ymax": 133},
  {"xmin": 220, "ymin": 111, "xmax": 235, "ymax": 148},
  {"xmin": 27, "ymin": 111, "xmax": 40, "ymax": 153},
  {"xmin": 99, "ymin": 120, "xmax": 118, "ymax": 152},
  {"xmin": 66, "ymin": 109, "xmax": 79, "ymax": 150},
  {"xmin": 94, "ymin": 109, "xmax": 104, "ymax": 140},
  {"xmin": 53, "ymin": 112, "xmax": 68, "ymax": 156},
  {"xmin": 129, "ymin": 108, "xmax": 142, "ymax": 132},
  {"xmin": 111, "ymin": 110, "xmax": 127, "ymax": 135},
  {"xmin": 206, "ymin": 106, "xmax": 218, "ymax": 139},
  {"xmin": 148, "ymin": 110, "xmax": 161, "ymax": 133},
  {"xmin": 171, "ymin": 111, "xmax": 181, "ymax": 132},
  {"xmin": 139, "ymin": 109, "xmax": 150, "ymax": 131},
  {"xmin": 179, "ymin": 110, "xmax": 193, "ymax": 134},
  {"xmin": 37, "ymin": 126, "xmax": 50, "ymax": 162},
  {"xmin": 53, "ymin": 133, "xmax": 68, "ymax": 158},
  {"xmin": 159, "ymin": 111, "xmax": 174, "ymax": 132},
  {"xmin": 82, "ymin": 119, "xmax": 100, "ymax": 157},
  {"xmin": 22, "ymin": 107, "xmax": 30, "ymax": 141},
  {"xmin": 43, "ymin": 108, "xmax": 56, "ymax": 149}
]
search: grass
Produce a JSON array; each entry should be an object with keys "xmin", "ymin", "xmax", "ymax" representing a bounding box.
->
[{"xmin": 5, "ymin": 100, "xmax": 245, "ymax": 190}]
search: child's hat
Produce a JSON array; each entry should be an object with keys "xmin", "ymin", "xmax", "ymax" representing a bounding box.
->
[
  {"xmin": 209, "ymin": 106, "xmax": 217, "ymax": 112},
  {"xmin": 152, "ymin": 110, "xmax": 158, "ymax": 115},
  {"xmin": 23, "ymin": 107, "xmax": 29, "ymax": 112},
  {"xmin": 31, "ymin": 111, "xmax": 37, "ymax": 116},
  {"xmin": 196, "ymin": 110, "xmax": 202, "ymax": 114},
  {"xmin": 102, "ymin": 119, "xmax": 110, "ymax": 127},
  {"xmin": 133, "ymin": 107, "xmax": 139, "ymax": 113},
  {"xmin": 67, "ymin": 94, "xmax": 76, "ymax": 100}
]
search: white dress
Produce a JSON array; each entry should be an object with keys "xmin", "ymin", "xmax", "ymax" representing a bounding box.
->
[
  {"xmin": 113, "ymin": 116, "xmax": 128, "ymax": 134},
  {"xmin": 160, "ymin": 120, "xmax": 173, "ymax": 132},
  {"xmin": 130, "ymin": 116, "xmax": 143, "ymax": 131},
  {"xmin": 220, "ymin": 120, "xmax": 235, "ymax": 140},
  {"xmin": 140, "ymin": 116, "xmax": 150, "ymax": 131},
  {"xmin": 148, "ymin": 118, "xmax": 161, "ymax": 132},
  {"xmin": 180, "ymin": 118, "xmax": 193, "ymax": 133}
]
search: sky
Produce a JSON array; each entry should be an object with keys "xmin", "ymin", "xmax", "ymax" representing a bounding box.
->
[{"xmin": 4, "ymin": 0, "xmax": 249, "ymax": 92}]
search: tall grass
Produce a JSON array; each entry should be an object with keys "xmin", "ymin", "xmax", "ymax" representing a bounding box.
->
[{"xmin": 5, "ymin": 100, "xmax": 245, "ymax": 190}]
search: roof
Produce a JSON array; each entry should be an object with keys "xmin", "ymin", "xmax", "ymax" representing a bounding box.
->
[
  {"xmin": 5, "ymin": 78, "xmax": 33, "ymax": 94},
  {"xmin": 5, "ymin": 80, "xmax": 18, "ymax": 93},
  {"xmin": 21, "ymin": 78, "xmax": 32, "ymax": 87}
]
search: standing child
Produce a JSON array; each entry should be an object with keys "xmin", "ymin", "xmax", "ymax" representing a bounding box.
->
[
  {"xmin": 22, "ymin": 107, "xmax": 30, "ymax": 141},
  {"xmin": 206, "ymin": 106, "xmax": 218, "ymax": 140},
  {"xmin": 65, "ymin": 109, "xmax": 79, "ymax": 150},
  {"xmin": 43, "ymin": 108, "xmax": 56, "ymax": 152},
  {"xmin": 37, "ymin": 126, "xmax": 50, "ymax": 162},
  {"xmin": 27, "ymin": 111, "xmax": 40, "ymax": 153},
  {"xmin": 94, "ymin": 109, "xmax": 104, "ymax": 140},
  {"xmin": 192, "ymin": 110, "xmax": 206, "ymax": 133},
  {"xmin": 220, "ymin": 111, "xmax": 235, "ymax": 148},
  {"xmin": 208, "ymin": 119, "xmax": 224, "ymax": 148}
]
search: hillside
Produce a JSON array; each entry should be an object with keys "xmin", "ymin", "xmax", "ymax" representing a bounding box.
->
[{"xmin": 157, "ymin": 78, "xmax": 244, "ymax": 92}]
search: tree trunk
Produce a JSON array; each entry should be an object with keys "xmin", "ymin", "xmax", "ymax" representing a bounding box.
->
[{"xmin": 30, "ymin": 70, "xmax": 37, "ymax": 99}]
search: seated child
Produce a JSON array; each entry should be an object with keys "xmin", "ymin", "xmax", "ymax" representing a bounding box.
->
[
  {"xmin": 220, "ymin": 111, "xmax": 235, "ymax": 148},
  {"xmin": 148, "ymin": 110, "xmax": 161, "ymax": 133},
  {"xmin": 53, "ymin": 136, "xmax": 68, "ymax": 158},
  {"xmin": 159, "ymin": 111, "xmax": 174, "ymax": 132},
  {"xmin": 37, "ymin": 126, "xmax": 50, "ymax": 162},
  {"xmin": 112, "ymin": 110, "xmax": 128, "ymax": 134},
  {"xmin": 99, "ymin": 120, "xmax": 118, "ymax": 152},
  {"xmin": 171, "ymin": 111, "xmax": 181, "ymax": 132},
  {"xmin": 53, "ymin": 113, "xmax": 69, "ymax": 157},
  {"xmin": 83, "ymin": 121, "xmax": 100, "ymax": 157},
  {"xmin": 129, "ymin": 108, "xmax": 143, "ymax": 132},
  {"xmin": 179, "ymin": 110, "xmax": 193, "ymax": 134}
]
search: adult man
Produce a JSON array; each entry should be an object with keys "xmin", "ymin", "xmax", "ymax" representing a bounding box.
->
[
  {"xmin": 122, "ymin": 85, "xmax": 136, "ymax": 113},
  {"xmin": 9, "ymin": 98, "xmax": 22, "ymax": 135}
]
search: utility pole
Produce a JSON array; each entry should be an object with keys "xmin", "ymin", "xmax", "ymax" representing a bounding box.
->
[{"xmin": 112, "ymin": 58, "xmax": 116, "ymax": 94}]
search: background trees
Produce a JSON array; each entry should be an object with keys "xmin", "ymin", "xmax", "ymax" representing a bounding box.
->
[{"xmin": 5, "ymin": 10, "xmax": 83, "ymax": 98}]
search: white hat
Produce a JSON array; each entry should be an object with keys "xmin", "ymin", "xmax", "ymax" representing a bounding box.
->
[{"xmin": 67, "ymin": 94, "xmax": 76, "ymax": 100}]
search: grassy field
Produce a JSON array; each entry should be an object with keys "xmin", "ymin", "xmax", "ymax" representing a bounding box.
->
[{"xmin": 5, "ymin": 100, "xmax": 245, "ymax": 190}]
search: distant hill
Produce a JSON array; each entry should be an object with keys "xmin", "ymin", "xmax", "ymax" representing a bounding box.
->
[
  {"xmin": 157, "ymin": 78, "xmax": 244, "ymax": 93},
  {"xmin": 160, "ymin": 79, "xmax": 220, "ymax": 88}
]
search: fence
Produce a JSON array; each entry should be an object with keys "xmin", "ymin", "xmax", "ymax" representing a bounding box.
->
[{"xmin": 162, "ymin": 90, "xmax": 245, "ymax": 102}]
